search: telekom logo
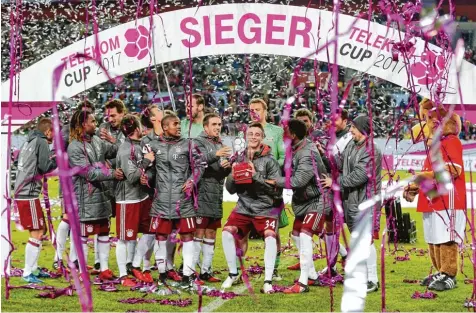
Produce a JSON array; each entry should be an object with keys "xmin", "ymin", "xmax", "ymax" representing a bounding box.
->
[
  {"xmin": 124, "ymin": 25, "xmax": 151, "ymax": 60},
  {"xmin": 409, "ymin": 50, "xmax": 446, "ymax": 85}
]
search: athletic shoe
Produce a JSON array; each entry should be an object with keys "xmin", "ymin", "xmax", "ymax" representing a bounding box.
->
[
  {"xmin": 308, "ymin": 278, "xmax": 322, "ymax": 286},
  {"xmin": 126, "ymin": 263, "xmax": 133, "ymax": 275},
  {"xmin": 158, "ymin": 273, "xmax": 168, "ymax": 284},
  {"xmin": 98, "ymin": 269, "xmax": 116, "ymax": 281},
  {"xmin": 179, "ymin": 275, "xmax": 194, "ymax": 291},
  {"xmin": 132, "ymin": 268, "xmax": 145, "ymax": 282},
  {"xmin": 261, "ymin": 280, "xmax": 274, "ymax": 294},
  {"xmin": 121, "ymin": 276, "xmax": 136, "ymax": 287},
  {"xmin": 367, "ymin": 281, "xmax": 379, "ymax": 293},
  {"xmin": 90, "ymin": 263, "xmax": 100, "ymax": 275},
  {"xmin": 33, "ymin": 268, "xmax": 51, "ymax": 278},
  {"xmin": 221, "ymin": 273, "xmax": 241, "ymax": 289},
  {"xmin": 429, "ymin": 274, "xmax": 457, "ymax": 291},
  {"xmin": 191, "ymin": 273, "xmax": 205, "ymax": 285},
  {"xmin": 420, "ymin": 272, "xmax": 440, "ymax": 286},
  {"xmin": 272, "ymin": 269, "xmax": 283, "ymax": 281},
  {"xmin": 199, "ymin": 272, "xmax": 222, "ymax": 283},
  {"xmin": 22, "ymin": 273, "xmax": 43, "ymax": 284},
  {"xmin": 283, "ymin": 282, "xmax": 310, "ymax": 294},
  {"xmin": 318, "ymin": 266, "xmax": 338, "ymax": 277},
  {"xmin": 287, "ymin": 262, "xmax": 301, "ymax": 271},
  {"xmin": 142, "ymin": 271, "xmax": 153, "ymax": 284},
  {"xmin": 166, "ymin": 269, "xmax": 182, "ymax": 282}
]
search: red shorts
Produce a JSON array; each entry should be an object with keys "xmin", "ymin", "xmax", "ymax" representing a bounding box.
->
[
  {"xmin": 150, "ymin": 217, "xmax": 196, "ymax": 236},
  {"xmin": 116, "ymin": 198, "xmax": 152, "ymax": 240},
  {"xmin": 224, "ymin": 211, "xmax": 277, "ymax": 238},
  {"xmin": 195, "ymin": 216, "xmax": 222, "ymax": 230},
  {"xmin": 15, "ymin": 199, "xmax": 45, "ymax": 231},
  {"xmin": 293, "ymin": 212, "xmax": 325, "ymax": 236},
  {"xmin": 80, "ymin": 219, "xmax": 110, "ymax": 237}
]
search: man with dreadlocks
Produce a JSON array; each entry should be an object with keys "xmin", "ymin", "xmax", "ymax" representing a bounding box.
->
[
  {"xmin": 54, "ymin": 100, "xmax": 96, "ymax": 272},
  {"xmin": 68, "ymin": 109, "xmax": 122, "ymax": 281},
  {"xmin": 115, "ymin": 114, "xmax": 155, "ymax": 286}
]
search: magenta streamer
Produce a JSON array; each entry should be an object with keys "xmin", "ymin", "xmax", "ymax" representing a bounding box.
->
[
  {"xmin": 3, "ymin": 0, "xmax": 22, "ymax": 300},
  {"xmin": 51, "ymin": 62, "xmax": 93, "ymax": 312}
]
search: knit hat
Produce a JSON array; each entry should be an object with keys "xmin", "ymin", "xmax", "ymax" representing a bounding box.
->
[{"xmin": 351, "ymin": 115, "xmax": 371, "ymax": 136}]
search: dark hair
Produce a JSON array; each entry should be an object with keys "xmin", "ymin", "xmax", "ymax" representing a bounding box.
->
[
  {"xmin": 37, "ymin": 118, "xmax": 53, "ymax": 133},
  {"xmin": 120, "ymin": 114, "xmax": 141, "ymax": 137},
  {"xmin": 294, "ymin": 108, "xmax": 314, "ymax": 122},
  {"xmin": 203, "ymin": 113, "xmax": 221, "ymax": 126},
  {"xmin": 105, "ymin": 99, "xmax": 127, "ymax": 114},
  {"xmin": 248, "ymin": 122, "xmax": 265, "ymax": 136},
  {"xmin": 161, "ymin": 113, "xmax": 179, "ymax": 130},
  {"xmin": 340, "ymin": 109, "xmax": 349, "ymax": 121},
  {"xmin": 141, "ymin": 105, "xmax": 157, "ymax": 129},
  {"xmin": 288, "ymin": 119, "xmax": 307, "ymax": 140},
  {"xmin": 77, "ymin": 100, "xmax": 95, "ymax": 112},
  {"xmin": 70, "ymin": 110, "xmax": 94, "ymax": 142}
]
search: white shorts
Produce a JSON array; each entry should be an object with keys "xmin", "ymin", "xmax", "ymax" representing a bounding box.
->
[{"xmin": 423, "ymin": 210, "xmax": 466, "ymax": 244}]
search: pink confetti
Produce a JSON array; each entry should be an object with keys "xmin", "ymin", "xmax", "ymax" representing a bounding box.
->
[{"xmin": 411, "ymin": 291, "xmax": 437, "ymax": 299}]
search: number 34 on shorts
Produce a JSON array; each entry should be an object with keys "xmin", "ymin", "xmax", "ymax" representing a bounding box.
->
[{"xmin": 264, "ymin": 219, "xmax": 276, "ymax": 230}]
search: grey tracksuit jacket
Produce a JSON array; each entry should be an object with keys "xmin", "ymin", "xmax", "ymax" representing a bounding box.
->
[
  {"xmin": 339, "ymin": 139, "xmax": 382, "ymax": 231},
  {"xmin": 115, "ymin": 138, "xmax": 149, "ymax": 202},
  {"xmin": 225, "ymin": 144, "xmax": 282, "ymax": 218},
  {"xmin": 140, "ymin": 130, "xmax": 161, "ymax": 198},
  {"xmin": 275, "ymin": 139, "xmax": 328, "ymax": 217},
  {"xmin": 68, "ymin": 135, "xmax": 118, "ymax": 222},
  {"xmin": 96, "ymin": 122, "xmax": 125, "ymax": 169},
  {"xmin": 14, "ymin": 130, "xmax": 57, "ymax": 199},
  {"xmin": 193, "ymin": 131, "xmax": 231, "ymax": 219},
  {"xmin": 147, "ymin": 135, "xmax": 205, "ymax": 219}
]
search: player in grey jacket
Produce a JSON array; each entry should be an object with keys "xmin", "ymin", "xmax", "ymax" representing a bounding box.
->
[
  {"xmin": 14, "ymin": 118, "xmax": 56, "ymax": 283},
  {"xmin": 54, "ymin": 100, "xmax": 95, "ymax": 271},
  {"xmin": 221, "ymin": 122, "xmax": 282, "ymax": 294},
  {"xmin": 295, "ymin": 108, "xmax": 350, "ymax": 276},
  {"xmin": 138, "ymin": 106, "xmax": 182, "ymax": 282},
  {"xmin": 96, "ymin": 99, "xmax": 126, "ymax": 168},
  {"xmin": 143, "ymin": 113, "xmax": 205, "ymax": 289},
  {"xmin": 191, "ymin": 113, "xmax": 232, "ymax": 282},
  {"xmin": 321, "ymin": 114, "xmax": 382, "ymax": 293},
  {"xmin": 68, "ymin": 110, "xmax": 121, "ymax": 280},
  {"xmin": 114, "ymin": 114, "xmax": 155, "ymax": 286},
  {"xmin": 269, "ymin": 119, "xmax": 328, "ymax": 293}
]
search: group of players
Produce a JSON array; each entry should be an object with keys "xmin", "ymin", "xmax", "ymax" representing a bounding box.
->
[{"xmin": 13, "ymin": 94, "xmax": 382, "ymax": 294}]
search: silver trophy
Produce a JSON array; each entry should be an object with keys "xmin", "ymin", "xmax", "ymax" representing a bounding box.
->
[{"xmin": 232, "ymin": 131, "xmax": 246, "ymax": 163}]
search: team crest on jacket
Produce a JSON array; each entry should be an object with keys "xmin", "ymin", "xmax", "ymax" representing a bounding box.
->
[
  {"xmin": 126, "ymin": 229, "xmax": 134, "ymax": 237},
  {"xmin": 196, "ymin": 217, "xmax": 202, "ymax": 225},
  {"xmin": 258, "ymin": 165, "xmax": 264, "ymax": 171},
  {"xmin": 175, "ymin": 147, "xmax": 182, "ymax": 153},
  {"xmin": 87, "ymin": 225, "xmax": 94, "ymax": 233}
]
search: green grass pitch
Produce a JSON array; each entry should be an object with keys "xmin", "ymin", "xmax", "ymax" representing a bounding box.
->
[{"xmin": 2, "ymin": 178, "xmax": 474, "ymax": 312}]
